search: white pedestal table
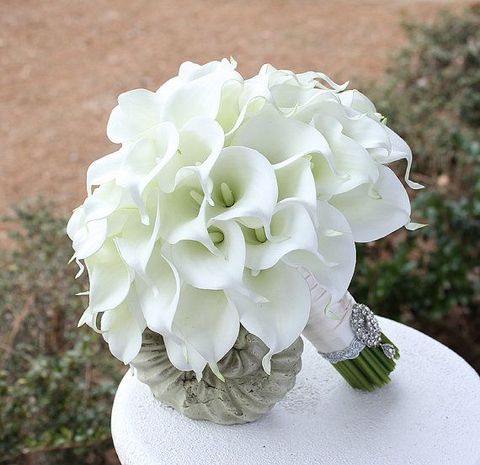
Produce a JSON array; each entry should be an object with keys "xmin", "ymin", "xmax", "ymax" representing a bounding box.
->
[{"xmin": 112, "ymin": 318, "xmax": 480, "ymax": 465}]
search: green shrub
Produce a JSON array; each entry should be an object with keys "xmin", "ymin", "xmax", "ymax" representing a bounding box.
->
[
  {"xmin": 0, "ymin": 199, "xmax": 123, "ymax": 464},
  {"xmin": 372, "ymin": 6, "xmax": 480, "ymax": 180},
  {"xmin": 352, "ymin": 7, "xmax": 480, "ymax": 370}
]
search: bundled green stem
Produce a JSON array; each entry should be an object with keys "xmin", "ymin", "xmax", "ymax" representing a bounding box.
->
[{"xmin": 332, "ymin": 334, "xmax": 400, "ymax": 391}]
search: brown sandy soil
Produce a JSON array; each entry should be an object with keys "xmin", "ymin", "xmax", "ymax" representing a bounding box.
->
[{"xmin": 0, "ymin": 0, "xmax": 475, "ymax": 221}]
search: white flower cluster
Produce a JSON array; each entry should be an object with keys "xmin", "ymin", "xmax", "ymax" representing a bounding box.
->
[{"xmin": 68, "ymin": 59, "xmax": 421, "ymax": 378}]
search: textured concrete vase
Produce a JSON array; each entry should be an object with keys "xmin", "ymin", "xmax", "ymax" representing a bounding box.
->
[{"xmin": 131, "ymin": 327, "xmax": 304, "ymax": 425}]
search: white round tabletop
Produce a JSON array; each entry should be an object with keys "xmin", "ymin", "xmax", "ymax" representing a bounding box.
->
[{"xmin": 111, "ymin": 318, "xmax": 480, "ymax": 465}]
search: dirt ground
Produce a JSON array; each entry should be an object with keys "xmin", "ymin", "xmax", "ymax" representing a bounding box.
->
[{"xmin": 0, "ymin": 0, "xmax": 475, "ymax": 221}]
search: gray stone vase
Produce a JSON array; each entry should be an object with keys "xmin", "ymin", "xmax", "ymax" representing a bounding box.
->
[{"xmin": 130, "ymin": 327, "xmax": 304, "ymax": 425}]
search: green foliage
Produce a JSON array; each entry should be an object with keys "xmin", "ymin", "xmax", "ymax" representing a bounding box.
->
[
  {"xmin": 0, "ymin": 199, "xmax": 123, "ymax": 464},
  {"xmin": 353, "ymin": 7, "xmax": 480, "ymax": 370},
  {"xmin": 372, "ymin": 6, "xmax": 480, "ymax": 180}
]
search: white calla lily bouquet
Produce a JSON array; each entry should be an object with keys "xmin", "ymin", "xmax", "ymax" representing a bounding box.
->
[{"xmin": 68, "ymin": 58, "xmax": 421, "ymax": 394}]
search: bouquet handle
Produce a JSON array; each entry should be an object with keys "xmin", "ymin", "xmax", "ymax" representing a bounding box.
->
[{"xmin": 301, "ymin": 269, "xmax": 400, "ymax": 391}]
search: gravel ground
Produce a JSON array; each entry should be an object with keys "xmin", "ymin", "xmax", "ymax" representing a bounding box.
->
[{"xmin": 0, "ymin": 0, "xmax": 474, "ymax": 220}]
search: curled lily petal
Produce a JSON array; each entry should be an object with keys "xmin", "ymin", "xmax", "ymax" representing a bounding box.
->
[
  {"xmin": 275, "ymin": 157, "xmax": 317, "ymax": 216},
  {"xmin": 304, "ymin": 99, "xmax": 389, "ymax": 152},
  {"xmin": 67, "ymin": 207, "xmax": 107, "ymax": 260},
  {"xmin": 244, "ymin": 202, "xmax": 318, "ymax": 271},
  {"xmin": 232, "ymin": 109, "xmax": 334, "ymax": 168},
  {"xmin": 159, "ymin": 175, "xmax": 214, "ymax": 252},
  {"xmin": 83, "ymin": 181, "xmax": 123, "ymax": 223},
  {"xmin": 86, "ymin": 239, "xmax": 132, "ymax": 313},
  {"xmin": 168, "ymin": 220, "xmax": 246, "ymax": 291},
  {"xmin": 163, "ymin": 59, "xmax": 242, "ymax": 130},
  {"xmin": 216, "ymin": 80, "xmax": 244, "ymax": 133},
  {"xmin": 158, "ymin": 117, "xmax": 224, "ymax": 196},
  {"xmin": 312, "ymin": 114, "xmax": 379, "ymax": 194},
  {"xmin": 171, "ymin": 285, "xmax": 239, "ymax": 373},
  {"xmin": 383, "ymin": 126, "xmax": 424, "ymax": 189},
  {"xmin": 116, "ymin": 124, "xmax": 179, "ymax": 222},
  {"xmin": 207, "ymin": 146, "xmax": 278, "ymax": 231},
  {"xmin": 337, "ymin": 89, "xmax": 379, "ymax": 119},
  {"xmin": 114, "ymin": 189, "xmax": 161, "ymax": 276},
  {"xmin": 163, "ymin": 335, "xmax": 207, "ymax": 380},
  {"xmin": 135, "ymin": 247, "xmax": 180, "ymax": 336},
  {"xmin": 87, "ymin": 150, "xmax": 124, "ymax": 195},
  {"xmin": 337, "ymin": 90, "xmax": 422, "ymax": 189},
  {"xmin": 301, "ymin": 71, "xmax": 348, "ymax": 92},
  {"xmin": 284, "ymin": 201, "xmax": 355, "ymax": 302},
  {"xmin": 330, "ymin": 165, "xmax": 412, "ymax": 243},
  {"xmin": 227, "ymin": 262, "xmax": 310, "ymax": 374},
  {"xmin": 107, "ymin": 89, "xmax": 164, "ymax": 144},
  {"xmin": 101, "ymin": 296, "xmax": 146, "ymax": 364}
]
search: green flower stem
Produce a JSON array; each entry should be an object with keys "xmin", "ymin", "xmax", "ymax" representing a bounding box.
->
[
  {"xmin": 332, "ymin": 363, "xmax": 355, "ymax": 388},
  {"xmin": 334, "ymin": 361, "xmax": 367, "ymax": 390},
  {"xmin": 373, "ymin": 348, "xmax": 395, "ymax": 371},
  {"xmin": 341, "ymin": 359, "xmax": 374, "ymax": 391},
  {"xmin": 355, "ymin": 353, "xmax": 385, "ymax": 387},
  {"xmin": 332, "ymin": 333, "xmax": 400, "ymax": 391},
  {"xmin": 362, "ymin": 349, "xmax": 389, "ymax": 383}
]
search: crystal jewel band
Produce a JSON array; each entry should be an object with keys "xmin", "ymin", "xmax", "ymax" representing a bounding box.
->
[{"xmin": 320, "ymin": 303, "xmax": 397, "ymax": 364}]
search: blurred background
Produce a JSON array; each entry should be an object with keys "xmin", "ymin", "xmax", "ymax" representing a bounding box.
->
[{"xmin": 1, "ymin": 1, "xmax": 479, "ymax": 463}]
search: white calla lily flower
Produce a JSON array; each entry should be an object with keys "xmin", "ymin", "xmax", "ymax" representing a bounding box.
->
[
  {"xmin": 107, "ymin": 89, "xmax": 165, "ymax": 144},
  {"xmin": 100, "ymin": 293, "xmax": 147, "ymax": 364},
  {"xmin": 168, "ymin": 220, "xmax": 246, "ymax": 291},
  {"xmin": 157, "ymin": 117, "xmax": 224, "ymax": 196},
  {"xmin": 337, "ymin": 89, "xmax": 423, "ymax": 190},
  {"xmin": 337, "ymin": 89, "xmax": 380, "ymax": 117},
  {"xmin": 86, "ymin": 149, "xmax": 124, "ymax": 195},
  {"xmin": 274, "ymin": 157, "xmax": 317, "ymax": 215},
  {"xmin": 296, "ymin": 97, "xmax": 389, "ymax": 154},
  {"xmin": 83, "ymin": 181, "xmax": 124, "ymax": 222},
  {"xmin": 227, "ymin": 262, "xmax": 311, "ymax": 373},
  {"xmin": 114, "ymin": 190, "xmax": 161, "ymax": 277},
  {"xmin": 244, "ymin": 202, "xmax": 318, "ymax": 271},
  {"xmin": 330, "ymin": 165, "xmax": 412, "ymax": 242},
  {"xmin": 69, "ymin": 59, "xmax": 419, "ymax": 377},
  {"xmin": 67, "ymin": 207, "xmax": 107, "ymax": 260},
  {"xmin": 162, "ymin": 59, "xmax": 242, "ymax": 130},
  {"xmin": 158, "ymin": 175, "xmax": 214, "ymax": 251},
  {"xmin": 239, "ymin": 64, "xmax": 346, "ymax": 117},
  {"xmin": 107, "ymin": 59, "xmax": 241, "ymax": 145},
  {"xmin": 67, "ymin": 181, "xmax": 126, "ymax": 261},
  {"xmin": 207, "ymin": 146, "xmax": 278, "ymax": 231},
  {"xmin": 134, "ymin": 247, "xmax": 180, "ymax": 336},
  {"xmin": 170, "ymin": 285, "xmax": 239, "ymax": 378},
  {"xmin": 85, "ymin": 240, "xmax": 132, "ymax": 314},
  {"xmin": 116, "ymin": 123, "xmax": 179, "ymax": 223},
  {"xmin": 284, "ymin": 201, "xmax": 356, "ymax": 302},
  {"xmin": 311, "ymin": 114, "xmax": 379, "ymax": 194},
  {"xmin": 163, "ymin": 335, "xmax": 208, "ymax": 380},
  {"xmin": 232, "ymin": 109, "xmax": 334, "ymax": 168}
]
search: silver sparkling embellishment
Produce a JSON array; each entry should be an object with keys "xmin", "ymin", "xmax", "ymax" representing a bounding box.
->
[
  {"xmin": 319, "ymin": 302, "xmax": 396, "ymax": 363},
  {"xmin": 319, "ymin": 338, "xmax": 365, "ymax": 364},
  {"xmin": 381, "ymin": 343, "xmax": 396, "ymax": 359}
]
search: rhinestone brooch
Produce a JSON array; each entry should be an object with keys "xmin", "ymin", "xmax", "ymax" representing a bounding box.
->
[
  {"xmin": 351, "ymin": 303, "xmax": 396, "ymax": 360},
  {"xmin": 320, "ymin": 303, "xmax": 396, "ymax": 364}
]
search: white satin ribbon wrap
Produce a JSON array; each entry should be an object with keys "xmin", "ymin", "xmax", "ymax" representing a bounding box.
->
[{"xmin": 301, "ymin": 269, "xmax": 357, "ymax": 354}]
